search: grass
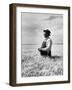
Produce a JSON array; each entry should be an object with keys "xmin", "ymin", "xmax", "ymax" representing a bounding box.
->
[{"xmin": 21, "ymin": 54, "xmax": 63, "ymax": 77}]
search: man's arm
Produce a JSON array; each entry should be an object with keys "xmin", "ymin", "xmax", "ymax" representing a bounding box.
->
[{"xmin": 38, "ymin": 39, "xmax": 51, "ymax": 52}]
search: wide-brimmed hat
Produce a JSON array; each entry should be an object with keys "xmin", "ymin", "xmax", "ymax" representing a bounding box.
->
[{"xmin": 43, "ymin": 29, "xmax": 51, "ymax": 34}]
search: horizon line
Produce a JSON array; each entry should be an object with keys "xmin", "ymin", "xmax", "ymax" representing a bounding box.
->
[{"xmin": 21, "ymin": 43, "xmax": 63, "ymax": 45}]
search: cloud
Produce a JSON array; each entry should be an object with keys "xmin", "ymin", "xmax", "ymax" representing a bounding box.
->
[
  {"xmin": 21, "ymin": 13, "xmax": 42, "ymax": 33},
  {"xmin": 43, "ymin": 15, "xmax": 63, "ymax": 21},
  {"xmin": 21, "ymin": 13, "xmax": 63, "ymax": 44},
  {"xmin": 22, "ymin": 23, "xmax": 41, "ymax": 33}
]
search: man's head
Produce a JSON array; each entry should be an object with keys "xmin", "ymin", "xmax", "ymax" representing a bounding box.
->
[{"xmin": 43, "ymin": 29, "xmax": 51, "ymax": 38}]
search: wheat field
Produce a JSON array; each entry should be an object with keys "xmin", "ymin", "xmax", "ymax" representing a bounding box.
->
[{"xmin": 21, "ymin": 44, "xmax": 63, "ymax": 77}]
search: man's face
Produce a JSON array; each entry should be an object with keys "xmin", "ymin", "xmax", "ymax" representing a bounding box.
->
[{"xmin": 44, "ymin": 32, "xmax": 50, "ymax": 38}]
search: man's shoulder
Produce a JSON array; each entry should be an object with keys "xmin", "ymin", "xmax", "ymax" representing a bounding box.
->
[{"xmin": 46, "ymin": 38, "xmax": 52, "ymax": 43}]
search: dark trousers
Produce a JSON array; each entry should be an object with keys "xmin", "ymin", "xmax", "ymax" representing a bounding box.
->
[{"xmin": 40, "ymin": 51, "xmax": 51, "ymax": 57}]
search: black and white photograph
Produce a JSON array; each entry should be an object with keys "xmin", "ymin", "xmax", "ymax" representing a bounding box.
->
[
  {"xmin": 21, "ymin": 13, "xmax": 63, "ymax": 77},
  {"xmin": 9, "ymin": 3, "xmax": 70, "ymax": 86}
]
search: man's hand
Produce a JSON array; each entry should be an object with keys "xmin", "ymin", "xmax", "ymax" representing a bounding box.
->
[{"xmin": 38, "ymin": 48, "xmax": 42, "ymax": 51}]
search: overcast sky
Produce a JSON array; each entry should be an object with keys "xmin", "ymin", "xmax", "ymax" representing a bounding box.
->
[{"xmin": 21, "ymin": 12, "xmax": 63, "ymax": 45}]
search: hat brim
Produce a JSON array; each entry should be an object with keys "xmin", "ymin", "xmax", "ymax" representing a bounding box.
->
[{"xmin": 43, "ymin": 30, "xmax": 51, "ymax": 33}]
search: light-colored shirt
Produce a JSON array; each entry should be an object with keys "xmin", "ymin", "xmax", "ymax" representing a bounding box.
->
[{"xmin": 41, "ymin": 37, "xmax": 52, "ymax": 52}]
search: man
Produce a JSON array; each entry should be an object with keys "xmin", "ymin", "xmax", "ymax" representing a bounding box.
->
[{"xmin": 38, "ymin": 29, "xmax": 52, "ymax": 57}]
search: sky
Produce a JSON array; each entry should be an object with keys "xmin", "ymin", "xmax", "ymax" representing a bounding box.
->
[{"xmin": 21, "ymin": 12, "xmax": 63, "ymax": 45}]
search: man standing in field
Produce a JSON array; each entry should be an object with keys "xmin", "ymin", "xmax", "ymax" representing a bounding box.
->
[{"xmin": 38, "ymin": 29, "xmax": 52, "ymax": 57}]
